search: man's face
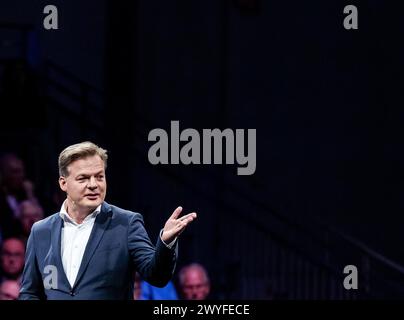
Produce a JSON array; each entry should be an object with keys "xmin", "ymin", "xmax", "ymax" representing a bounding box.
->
[
  {"xmin": 0, "ymin": 281, "xmax": 20, "ymax": 300},
  {"xmin": 59, "ymin": 155, "xmax": 106, "ymax": 213},
  {"xmin": 1, "ymin": 156, "xmax": 25, "ymax": 191},
  {"xmin": 0, "ymin": 239, "xmax": 25, "ymax": 277},
  {"xmin": 181, "ymin": 269, "xmax": 210, "ymax": 300},
  {"xmin": 20, "ymin": 203, "xmax": 43, "ymax": 234}
]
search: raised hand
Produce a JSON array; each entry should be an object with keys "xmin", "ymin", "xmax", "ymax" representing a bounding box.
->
[{"xmin": 161, "ymin": 206, "xmax": 197, "ymax": 244}]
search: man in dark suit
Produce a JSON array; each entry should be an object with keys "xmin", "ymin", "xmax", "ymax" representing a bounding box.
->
[{"xmin": 19, "ymin": 141, "xmax": 197, "ymax": 300}]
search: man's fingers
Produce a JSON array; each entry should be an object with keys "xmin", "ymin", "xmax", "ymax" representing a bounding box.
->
[
  {"xmin": 176, "ymin": 221, "xmax": 188, "ymax": 233},
  {"xmin": 178, "ymin": 213, "xmax": 197, "ymax": 229},
  {"xmin": 170, "ymin": 206, "xmax": 183, "ymax": 219},
  {"xmin": 178, "ymin": 212, "xmax": 197, "ymax": 222}
]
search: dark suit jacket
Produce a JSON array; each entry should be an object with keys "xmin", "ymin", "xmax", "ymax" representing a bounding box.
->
[{"xmin": 19, "ymin": 201, "xmax": 177, "ymax": 300}]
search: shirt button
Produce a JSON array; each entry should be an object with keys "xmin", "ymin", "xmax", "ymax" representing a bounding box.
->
[{"xmin": 70, "ymin": 291, "xmax": 75, "ymax": 296}]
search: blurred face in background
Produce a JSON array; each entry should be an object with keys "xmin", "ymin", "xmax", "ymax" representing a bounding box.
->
[
  {"xmin": 0, "ymin": 154, "xmax": 25, "ymax": 192},
  {"xmin": 180, "ymin": 267, "xmax": 210, "ymax": 300},
  {"xmin": 0, "ymin": 280, "xmax": 20, "ymax": 300},
  {"xmin": 19, "ymin": 200, "xmax": 44, "ymax": 235},
  {"xmin": 1, "ymin": 238, "xmax": 25, "ymax": 278}
]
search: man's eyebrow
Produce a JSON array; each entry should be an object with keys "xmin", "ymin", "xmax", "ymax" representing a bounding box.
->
[
  {"xmin": 75, "ymin": 171, "xmax": 104, "ymax": 178},
  {"xmin": 75, "ymin": 174, "xmax": 88, "ymax": 178}
]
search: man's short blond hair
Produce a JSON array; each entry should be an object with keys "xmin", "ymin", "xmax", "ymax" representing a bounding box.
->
[{"xmin": 58, "ymin": 141, "xmax": 108, "ymax": 177}]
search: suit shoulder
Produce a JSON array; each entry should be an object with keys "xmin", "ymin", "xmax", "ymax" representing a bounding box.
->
[
  {"xmin": 108, "ymin": 204, "xmax": 143, "ymax": 221},
  {"xmin": 31, "ymin": 212, "xmax": 60, "ymax": 232}
]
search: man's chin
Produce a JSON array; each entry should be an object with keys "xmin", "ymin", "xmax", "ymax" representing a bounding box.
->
[{"xmin": 82, "ymin": 199, "xmax": 103, "ymax": 209}]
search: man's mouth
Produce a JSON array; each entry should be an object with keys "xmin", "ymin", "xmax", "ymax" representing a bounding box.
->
[{"xmin": 85, "ymin": 194, "xmax": 99, "ymax": 200}]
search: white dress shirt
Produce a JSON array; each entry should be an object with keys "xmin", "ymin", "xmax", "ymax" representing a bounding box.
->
[{"xmin": 59, "ymin": 201, "xmax": 101, "ymax": 287}]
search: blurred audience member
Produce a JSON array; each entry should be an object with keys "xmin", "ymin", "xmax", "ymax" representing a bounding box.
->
[
  {"xmin": 178, "ymin": 263, "xmax": 210, "ymax": 300},
  {"xmin": 133, "ymin": 272, "xmax": 142, "ymax": 300},
  {"xmin": 0, "ymin": 238, "xmax": 25, "ymax": 283},
  {"xmin": 133, "ymin": 272, "xmax": 178, "ymax": 300},
  {"xmin": 19, "ymin": 200, "xmax": 44, "ymax": 241},
  {"xmin": 0, "ymin": 280, "xmax": 20, "ymax": 300},
  {"xmin": 0, "ymin": 153, "xmax": 38, "ymax": 238},
  {"xmin": 0, "ymin": 153, "xmax": 38, "ymax": 216},
  {"xmin": 141, "ymin": 280, "xmax": 178, "ymax": 300}
]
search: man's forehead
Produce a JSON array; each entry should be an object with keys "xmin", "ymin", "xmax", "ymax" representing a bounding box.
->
[
  {"xmin": 22, "ymin": 208, "xmax": 41, "ymax": 216},
  {"xmin": 185, "ymin": 272, "xmax": 204, "ymax": 282},
  {"xmin": 74, "ymin": 167, "xmax": 105, "ymax": 175},
  {"xmin": 3, "ymin": 240, "xmax": 24, "ymax": 251}
]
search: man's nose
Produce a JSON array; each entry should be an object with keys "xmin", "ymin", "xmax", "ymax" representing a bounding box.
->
[{"xmin": 88, "ymin": 177, "xmax": 97, "ymax": 189}]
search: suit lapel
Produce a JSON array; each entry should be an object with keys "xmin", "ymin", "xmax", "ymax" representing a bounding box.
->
[
  {"xmin": 72, "ymin": 202, "xmax": 112, "ymax": 289},
  {"xmin": 51, "ymin": 215, "xmax": 72, "ymax": 291}
]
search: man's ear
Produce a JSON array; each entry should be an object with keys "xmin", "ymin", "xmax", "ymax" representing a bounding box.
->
[{"xmin": 59, "ymin": 176, "xmax": 67, "ymax": 192}]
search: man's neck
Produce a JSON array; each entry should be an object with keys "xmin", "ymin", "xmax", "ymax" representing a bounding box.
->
[{"xmin": 65, "ymin": 200, "xmax": 94, "ymax": 224}]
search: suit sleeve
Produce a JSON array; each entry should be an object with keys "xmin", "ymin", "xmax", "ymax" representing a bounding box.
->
[
  {"xmin": 19, "ymin": 224, "xmax": 45, "ymax": 300},
  {"xmin": 128, "ymin": 213, "xmax": 177, "ymax": 287}
]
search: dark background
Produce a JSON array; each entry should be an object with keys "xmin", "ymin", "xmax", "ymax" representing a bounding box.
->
[{"xmin": 1, "ymin": 0, "xmax": 404, "ymax": 299}]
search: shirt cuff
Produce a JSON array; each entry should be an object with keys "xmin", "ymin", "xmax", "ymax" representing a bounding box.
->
[{"xmin": 160, "ymin": 229, "xmax": 177, "ymax": 249}]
